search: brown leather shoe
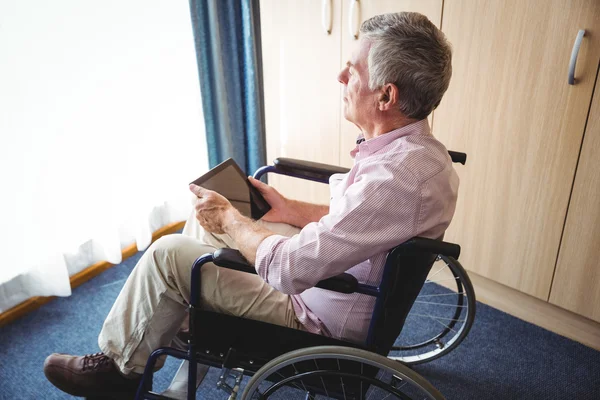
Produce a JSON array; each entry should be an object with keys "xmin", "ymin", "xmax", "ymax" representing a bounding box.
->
[{"xmin": 43, "ymin": 352, "xmax": 141, "ymax": 399}]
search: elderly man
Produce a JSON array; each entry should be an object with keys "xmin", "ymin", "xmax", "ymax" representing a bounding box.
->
[{"xmin": 44, "ymin": 11, "xmax": 458, "ymax": 398}]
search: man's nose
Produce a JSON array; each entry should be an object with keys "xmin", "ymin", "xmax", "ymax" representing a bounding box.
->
[{"xmin": 337, "ymin": 68, "xmax": 348, "ymax": 84}]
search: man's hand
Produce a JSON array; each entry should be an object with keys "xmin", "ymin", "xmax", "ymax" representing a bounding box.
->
[
  {"xmin": 190, "ymin": 182, "xmax": 275, "ymax": 265},
  {"xmin": 189, "ymin": 184, "xmax": 237, "ymax": 234},
  {"xmin": 248, "ymin": 176, "xmax": 290, "ymax": 224},
  {"xmin": 249, "ymin": 176, "xmax": 329, "ymax": 228}
]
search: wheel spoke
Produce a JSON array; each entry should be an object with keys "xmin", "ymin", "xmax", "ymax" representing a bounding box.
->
[
  {"xmin": 366, "ymin": 376, "xmax": 375, "ymax": 400},
  {"xmin": 291, "ymin": 363, "xmax": 308, "ymax": 393},
  {"xmin": 409, "ymin": 313, "xmax": 465, "ymax": 323},
  {"xmin": 426, "ymin": 265, "xmax": 447, "ymax": 281},
  {"xmin": 336, "ymin": 359, "xmax": 348, "ymax": 400},
  {"xmin": 392, "ymin": 375, "xmax": 408, "ymax": 391},
  {"xmin": 413, "ymin": 301, "xmax": 468, "ymax": 307},
  {"xmin": 425, "ymin": 277, "xmax": 459, "ymax": 284},
  {"xmin": 275, "ymin": 369, "xmax": 304, "ymax": 392},
  {"xmin": 427, "ymin": 315, "xmax": 459, "ymax": 333},
  {"xmin": 417, "ymin": 292, "xmax": 465, "ymax": 298},
  {"xmin": 360, "ymin": 362, "xmax": 364, "ymax": 400},
  {"xmin": 313, "ymin": 360, "xmax": 329, "ymax": 398}
]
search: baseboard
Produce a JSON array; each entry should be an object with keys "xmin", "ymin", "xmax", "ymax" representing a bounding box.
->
[
  {"xmin": 468, "ymin": 271, "xmax": 600, "ymax": 351},
  {"xmin": 0, "ymin": 220, "xmax": 186, "ymax": 328}
]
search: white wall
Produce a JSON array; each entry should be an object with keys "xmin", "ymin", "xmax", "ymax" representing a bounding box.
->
[{"xmin": 0, "ymin": 0, "xmax": 207, "ymax": 309}]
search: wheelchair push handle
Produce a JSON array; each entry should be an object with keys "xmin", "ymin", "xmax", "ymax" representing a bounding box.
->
[
  {"xmin": 448, "ymin": 151, "xmax": 467, "ymax": 165},
  {"xmin": 397, "ymin": 237, "xmax": 461, "ymax": 259}
]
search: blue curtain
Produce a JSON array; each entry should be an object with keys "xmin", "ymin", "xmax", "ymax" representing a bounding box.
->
[{"xmin": 189, "ymin": 0, "xmax": 266, "ymax": 175}]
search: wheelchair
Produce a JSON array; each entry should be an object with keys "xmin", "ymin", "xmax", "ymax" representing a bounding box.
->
[{"xmin": 134, "ymin": 153, "xmax": 475, "ymax": 400}]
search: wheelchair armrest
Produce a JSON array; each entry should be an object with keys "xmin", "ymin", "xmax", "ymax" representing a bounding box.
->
[
  {"xmin": 315, "ymin": 273, "xmax": 358, "ymax": 294},
  {"xmin": 273, "ymin": 158, "xmax": 350, "ymax": 182},
  {"xmin": 398, "ymin": 237, "xmax": 461, "ymax": 259},
  {"xmin": 213, "ymin": 248, "xmax": 359, "ymax": 294},
  {"xmin": 213, "ymin": 248, "xmax": 256, "ymax": 274}
]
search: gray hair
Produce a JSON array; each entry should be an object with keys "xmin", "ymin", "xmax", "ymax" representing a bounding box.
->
[{"xmin": 360, "ymin": 12, "xmax": 452, "ymax": 120}]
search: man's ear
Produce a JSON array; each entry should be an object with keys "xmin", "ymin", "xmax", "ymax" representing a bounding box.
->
[{"xmin": 378, "ymin": 83, "xmax": 399, "ymax": 111}]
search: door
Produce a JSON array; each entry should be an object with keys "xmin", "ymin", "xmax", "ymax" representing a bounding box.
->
[
  {"xmin": 550, "ymin": 74, "xmax": 600, "ymax": 322},
  {"xmin": 260, "ymin": 0, "xmax": 342, "ymax": 204},
  {"xmin": 432, "ymin": 0, "xmax": 600, "ymax": 299},
  {"xmin": 338, "ymin": 0, "xmax": 443, "ymax": 167}
]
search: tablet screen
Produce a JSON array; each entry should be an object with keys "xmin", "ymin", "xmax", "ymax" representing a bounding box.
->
[{"xmin": 190, "ymin": 158, "xmax": 271, "ymax": 220}]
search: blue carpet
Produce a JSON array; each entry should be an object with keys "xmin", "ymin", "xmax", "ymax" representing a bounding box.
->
[{"xmin": 1, "ymin": 246, "xmax": 599, "ymax": 399}]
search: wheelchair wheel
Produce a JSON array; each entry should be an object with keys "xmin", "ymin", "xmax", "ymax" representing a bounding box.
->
[
  {"xmin": 241, "ymin": 345, "xmax": 445, "ymax": 400},
  {"xmin": 388, "ymin": 255, "xmax": 476, "ymax": 365}
]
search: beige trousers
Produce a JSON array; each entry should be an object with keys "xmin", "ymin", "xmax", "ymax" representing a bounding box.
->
[{"xmin": 98, "ymin": 211, "xmax": 301, "ymax": 375}]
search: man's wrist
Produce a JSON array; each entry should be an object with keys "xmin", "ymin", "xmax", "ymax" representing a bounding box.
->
[
  {"xmin": 222, "ymin": 207, "xmax": 244, "ymax": 233},
  {"xmin": 221, "ymin": 205, "xmax": 276, "ymax": 265},
  {"xmin": 283, "ymin": 199, "xmax": 303, "ymax": 227}
]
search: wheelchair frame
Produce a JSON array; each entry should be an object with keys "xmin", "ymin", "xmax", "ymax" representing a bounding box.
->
[{"xmin": 134, "ymin": 153, "xmax": 467, "ymax": 400}]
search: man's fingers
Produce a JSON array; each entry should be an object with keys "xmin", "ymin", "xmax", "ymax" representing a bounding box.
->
[
  {"xmin": 189, "ymin": 183, "xmax": 206, "ymax": 197},
  {"xmin": 248, "ymin": 176, "xmax": 258, "ymax": 186},
  {"xmin": 248, "ymin": 176, "xmax": 267, "ymax": 190}
]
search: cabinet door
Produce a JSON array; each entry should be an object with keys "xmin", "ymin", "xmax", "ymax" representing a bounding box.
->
[
  {"xmin": 260, "ymin": 1, "xmax": 341, "ymax": 204},
  {"xmin": 433, "ymin": 0, "xmax": 600, "ymax": 299},
  {"xmin": 550, "ymin": 78, "xmax": 600, "ymax": 322},
  {"xmin": 339, "ymin": 0, "xmax": 442, "ymax": 167}
]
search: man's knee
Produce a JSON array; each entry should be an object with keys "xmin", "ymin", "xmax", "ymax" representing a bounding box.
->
[
  {"xmin": 142, "ymin": 234, "xmax": 214, "ymax": 282},
  {"xmin": 150, "ymin": 233, "xmax": 189, "ymax": 253}
]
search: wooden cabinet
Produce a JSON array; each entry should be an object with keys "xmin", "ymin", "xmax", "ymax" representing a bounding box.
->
[
  {"xmin": 260, "ymin": 1, "xmax": 342, "ymax": 204},
  {"xmin": 549, "ymin": 80, "xmax": 600, "ymax": 323},
  {"xmin": 432, "ymin": 0, "xmax": 600, "ymax": 300}
]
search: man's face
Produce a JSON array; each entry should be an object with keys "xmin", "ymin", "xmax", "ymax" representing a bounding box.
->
[{"xmin": 338, "ymin": 39, "xmax": 379, "ymax": 130}]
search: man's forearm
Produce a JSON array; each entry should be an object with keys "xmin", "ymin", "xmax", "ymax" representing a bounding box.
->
[
  {"xmin": 220, "ymin": 200, "xmax": 327, "ymax": 264},
  {"xmin": 223, "ymin": 209, "xmax": 275, "ymax": 265},
  {"xmin": 284, "ymin": 199, "xmax": 329, "ymax": 228}
]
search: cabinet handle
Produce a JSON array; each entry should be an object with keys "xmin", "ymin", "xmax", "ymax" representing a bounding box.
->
[
  {"xmin": 568, "ymin": 29, "xmax": 586, "ymax": 85},
  {"xmin": 349, "ymin": 0, "xmax": 360, "ymax": 40},
  {"xmin": 321, "ymin": 0, "xmax": 332, "ymax": 35}
]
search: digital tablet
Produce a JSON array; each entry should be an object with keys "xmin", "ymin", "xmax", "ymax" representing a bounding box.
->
[{"xmin": 190, "ymin": 158, "xmax": 271, "ymax": 220}]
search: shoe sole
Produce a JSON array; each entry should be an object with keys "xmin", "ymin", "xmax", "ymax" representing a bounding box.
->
[{"xmin": 46, "ymin": 373, "xmax": 138, "ymax": 400}]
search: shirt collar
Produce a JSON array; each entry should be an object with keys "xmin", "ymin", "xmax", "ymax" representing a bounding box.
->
[{"xmin": 350, "ymin": 119, "xmax": 430, "ymax": 159}]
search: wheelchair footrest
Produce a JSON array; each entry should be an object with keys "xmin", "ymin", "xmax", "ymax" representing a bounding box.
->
[{"xmin": 217, "ymin": 367, "xmax": 244, "ymax": 399}]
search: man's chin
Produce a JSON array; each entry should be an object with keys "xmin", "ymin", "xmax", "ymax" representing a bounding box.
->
[{"xmin": 342, "ymin": 108, "xmax": 352, "ymax": 122}]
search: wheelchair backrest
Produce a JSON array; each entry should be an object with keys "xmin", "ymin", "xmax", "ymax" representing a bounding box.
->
[{"xmin": 369, "ymin": 240, "xmax": 439, "ymax": 355}]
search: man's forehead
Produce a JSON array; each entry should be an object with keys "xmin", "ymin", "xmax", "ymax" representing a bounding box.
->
[{"xmin": 350, "ymin": 39, "xmax": 372, "ymax": 67}]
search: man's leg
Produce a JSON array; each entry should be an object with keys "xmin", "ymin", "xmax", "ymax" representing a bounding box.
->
[
  {"xmin": 44, "ymin": 214, "xmax": 301, "ymax": 397},
  {"xmin": 99, "ymin": 234, "xmax": 302, "ymax": 375}
]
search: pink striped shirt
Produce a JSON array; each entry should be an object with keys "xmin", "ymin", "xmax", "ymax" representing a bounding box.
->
[{"xmin": 255, "ymin": 119, "xmax": 459, "ymax": 343}]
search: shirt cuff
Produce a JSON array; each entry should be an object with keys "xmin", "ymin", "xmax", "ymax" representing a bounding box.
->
[{"xmin": 255, "ymin": 234, "xmax": 288, "ymax": 281}]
